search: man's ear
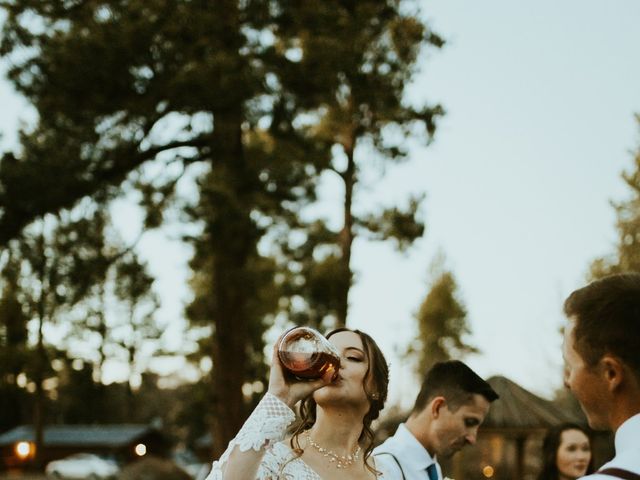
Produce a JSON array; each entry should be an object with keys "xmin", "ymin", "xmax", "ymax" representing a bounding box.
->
[
  {"xmin": 600, "ymin": 354, "xmax": 624, "ymax": 392},
  {"xmin": 430, "ymin": 396, "xmax": 447, "ymax": 419}
]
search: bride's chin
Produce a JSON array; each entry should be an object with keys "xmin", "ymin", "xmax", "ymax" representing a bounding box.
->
[
  {"xmin": 313, "ymin": 392, "xmax": 369, "ymax": 411},
  {"xmin": 313, "ymin": 388, "xmax": 343, "ymax": 404}
]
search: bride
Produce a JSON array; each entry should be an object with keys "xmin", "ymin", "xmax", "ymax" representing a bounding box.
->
[{"xmin": 205, "ymin": 327, "xmax": 390, "ymax": 479}]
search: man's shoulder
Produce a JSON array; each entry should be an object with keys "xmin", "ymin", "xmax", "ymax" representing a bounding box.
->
[
  {"xmin": 373, "ymin": 431, "xmax": 404, "ymax": 455},
  {"xmin": 373, "ymin": 426, "xmax": 406, "ymax": 455},
  {"xmin": 373, "ymin": 448, "xmax": 404, "ymax": 480},
  {"xmin": 581, "ymin": 465, "xmax": 640, "ymax": 480},
  {"xmin": 586, "ymin": 444, "xmax": 640, "ymax": 479},
  {"xmin": 373, "ymin": 433, "xmax": 406, "ymax": 473}
]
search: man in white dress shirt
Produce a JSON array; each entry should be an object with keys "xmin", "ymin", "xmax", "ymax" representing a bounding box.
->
[
  {"xmin": 562, "ymin": 273, "xmax": 640, "ymax": 480},
  {"xmin": 374, "ymin": 361, "xmax": 499, "ymax": 480}
]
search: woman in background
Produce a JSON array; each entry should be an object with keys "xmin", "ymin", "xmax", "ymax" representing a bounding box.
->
[{"xmin": 537, "ymin": 422, "xmax": 594, "ymax": 480}]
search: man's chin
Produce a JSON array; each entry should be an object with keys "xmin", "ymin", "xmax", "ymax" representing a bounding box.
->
[
  {"xmin": 583, "ymin": 410, "xmax": 608, "ymax": 431},
  {"xmin": 586, "ymin": 417, "xmax": 609, "ymax": 431},
  {"xmin": 440, "ymin": 448, "xmax": 461, "ymax": 459}
]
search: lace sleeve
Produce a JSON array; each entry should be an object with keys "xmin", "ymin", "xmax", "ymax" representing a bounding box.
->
[{"xmin": 205, "ymin": 393, "xmax": 296, "ymax": 480}]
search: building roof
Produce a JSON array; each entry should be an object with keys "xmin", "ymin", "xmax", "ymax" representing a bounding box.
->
[
  {"xmin": 0, "ymin": 424, "xmax": 159, "ymax": 448},
  {"xmin": 482, "ymin": 376, "xmax": 584, "ymax": 431}
]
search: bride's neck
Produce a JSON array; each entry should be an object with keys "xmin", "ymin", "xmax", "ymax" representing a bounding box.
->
[{"xmin": 309, "ymin": 405, "xmax": 366, "ymax": 453}]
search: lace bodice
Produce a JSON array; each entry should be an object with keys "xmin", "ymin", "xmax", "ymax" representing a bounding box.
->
[
  {"xmin": 205, "ymin": 393, "xmax": 323, "ymax": 480},
  {"xmin": 205, "ymin": 393, "xmax": 385, "ymax": 480}
]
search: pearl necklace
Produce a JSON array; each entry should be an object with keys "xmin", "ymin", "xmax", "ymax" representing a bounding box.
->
[{"xmin": 305, "ymin": 431, "xmax": 361, "ymax": 469}]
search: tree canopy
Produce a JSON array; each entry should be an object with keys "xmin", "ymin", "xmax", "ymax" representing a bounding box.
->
[
  {"xmin": 409, "ymin": 257, "xmax": 478, "ymax": 374},
  {"xmin": 0, "ymin": 0, "xmax": 443, "ymax": 455}
]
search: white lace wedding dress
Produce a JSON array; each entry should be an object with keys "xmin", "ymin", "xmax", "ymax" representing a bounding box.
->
[{"xmin": 204, "ymin": 393, "xmax": 383, "ymax": 480}]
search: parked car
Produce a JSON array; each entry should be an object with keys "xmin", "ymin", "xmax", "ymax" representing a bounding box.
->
[{"xmin": 45, "ymin": 453, "xmax": 119, "ymax": 479}]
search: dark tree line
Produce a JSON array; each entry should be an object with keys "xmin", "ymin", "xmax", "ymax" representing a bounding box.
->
[
  {"xmin": 0, "ymin": 210, "xmax": 162, "ymax": 464},
  {"xmin": 0, "ymin": 0, "xmax": 445, "ymax": 460}
]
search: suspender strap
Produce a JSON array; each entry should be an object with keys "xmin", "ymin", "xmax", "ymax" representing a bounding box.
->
[
  {"xmin": 374, "ymin": 452, "xmax": 406, "ymax": 480},
  {"xmin": 598, "ymin": 468, "xmax": 640, "ymax": 480}
]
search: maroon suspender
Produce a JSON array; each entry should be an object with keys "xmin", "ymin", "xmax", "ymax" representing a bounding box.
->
[{"xmin": 598, "ymin": 468, "xmax": 640, "ymax": 480}]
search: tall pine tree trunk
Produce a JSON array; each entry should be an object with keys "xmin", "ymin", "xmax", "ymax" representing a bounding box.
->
[
  {"xmin": 33, "ymin": 230, "xmax": 46, "ymax": 469},
  {"xmin": 207, "ymin": 96, "xmax": 254, "ymax": 456},
  {"xmin": 207, "ymin": 173, "xmax": 252, "ymax": 455},
  {"xmin": 337, "ymin": 134, "xmax": 357, "ymax": 328}
]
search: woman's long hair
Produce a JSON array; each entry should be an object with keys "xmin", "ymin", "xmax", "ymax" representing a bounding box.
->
[
  {"xmin": 286, "ymin": 328, "xmax": 389, "ymax": 475},
  {"xmin": 536, "ymin": 423, "xmax": 594, "ymax": 480}
]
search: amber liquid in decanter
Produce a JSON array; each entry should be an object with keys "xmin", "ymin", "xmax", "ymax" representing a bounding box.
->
[{"xmin": 277, "ymin": 327, "xmax": 340, "ymax": 381}]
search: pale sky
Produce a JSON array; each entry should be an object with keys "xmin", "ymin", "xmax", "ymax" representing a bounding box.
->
[
  {"xmin": 348, "ymin": 0, "xmax": 640, "ymax": 404},
  {"xmin": 2, "ymin": 1, "xmax": 640, "ymax": 406}
]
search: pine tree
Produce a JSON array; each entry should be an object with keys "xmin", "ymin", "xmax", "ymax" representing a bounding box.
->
[
  {"xmin": 410, "ymin": 258, "xmax": 478, "ymax": 373},
  {"xmin": 0, "ymin": 0, "xmax": 328, "ymax": 454},
  {"xmin": 591, "ymin": 116, "xmax": 640, "ymax": 277},
  {"xmin": 275, "ymin": 1, "xmax": 443, "ymax": 327},
  {"xmin": 0, "ymin": 0, "xmax": 445, "ymax": 452}
]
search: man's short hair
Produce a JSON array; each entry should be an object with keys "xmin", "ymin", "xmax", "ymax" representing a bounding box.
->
[
  {"xmin": 563, "ymin": 272, "xmax": 640, "ymax": 379},
  {"xmin": 411, "ymin": 360, "xmax": 499, "ymax": 414}
]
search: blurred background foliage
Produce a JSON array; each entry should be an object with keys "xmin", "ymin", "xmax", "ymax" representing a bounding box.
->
[
  {"xmin": 0, "ymin": 0, "xmax": 446, "ymax": 460},
  {"xmin": 1, "ymin": 0, "xmax": 638, "ymax": 465}
]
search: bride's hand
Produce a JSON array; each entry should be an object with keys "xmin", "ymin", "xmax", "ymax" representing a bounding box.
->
[{"xmin": 267, "ymin": 335, "xmax": 335, "ymax": 408}]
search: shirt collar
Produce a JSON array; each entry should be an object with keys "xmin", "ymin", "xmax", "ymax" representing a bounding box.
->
[
  {"xmin": 615, "ymin": 412, "xmax": 640, "ymax": 453},
  {"xmin": 394, "ymin": 423, "xmax": 438, "ymax": 471}
]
